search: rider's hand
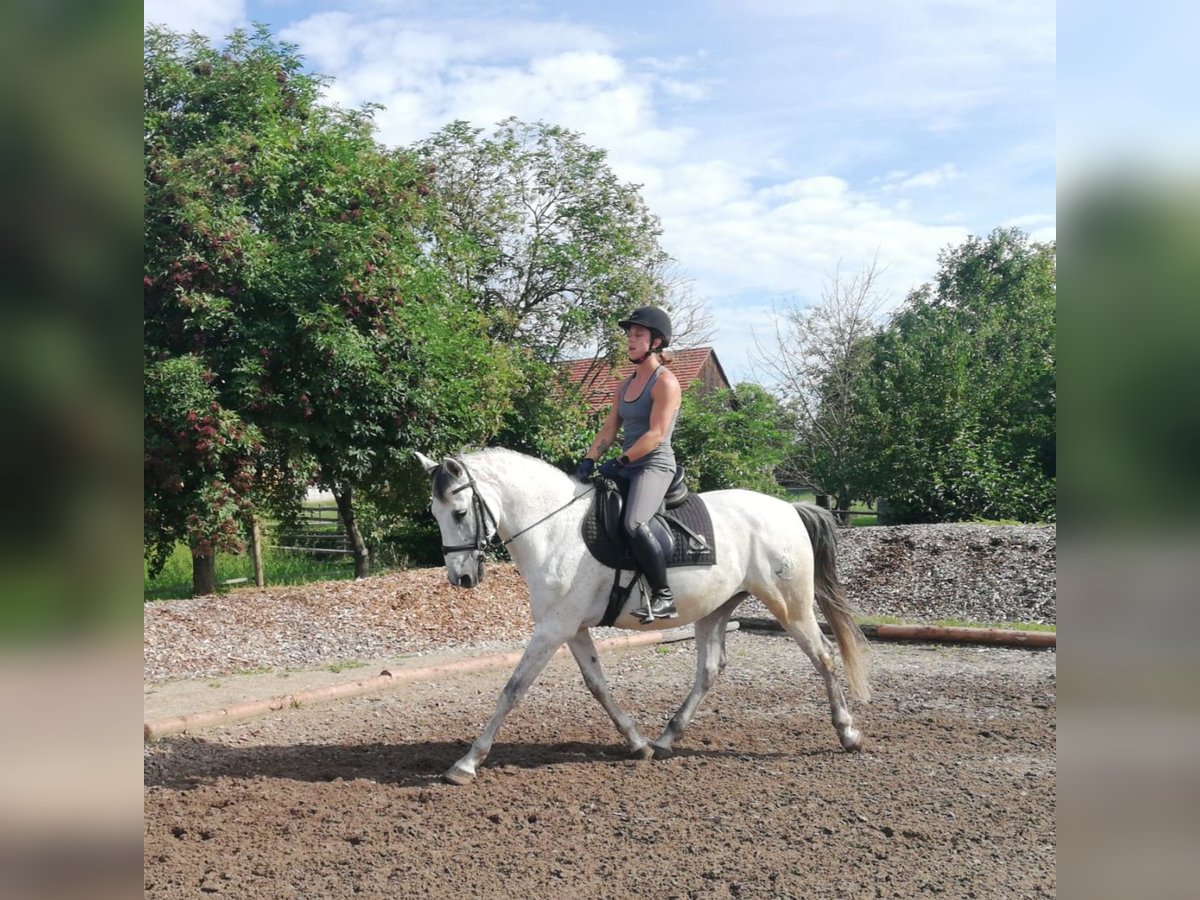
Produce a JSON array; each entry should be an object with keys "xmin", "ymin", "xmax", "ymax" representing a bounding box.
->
[
  {"xmin": 575, "ymin": 457, "xmax": 595, "ymax": 481},
  {"xmin": 597, "ymin": 457, "xmax": 624, "ymax": 479}
]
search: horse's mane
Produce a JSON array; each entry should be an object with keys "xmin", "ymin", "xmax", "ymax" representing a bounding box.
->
[{"xmin": 455, "ymin": 447, "xmax": 575, "ymax": 493}]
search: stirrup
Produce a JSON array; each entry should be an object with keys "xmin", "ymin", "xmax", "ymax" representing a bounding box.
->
[{"xmin": 634, "ymin": 590, "xmax": 678, "ymax": 623}]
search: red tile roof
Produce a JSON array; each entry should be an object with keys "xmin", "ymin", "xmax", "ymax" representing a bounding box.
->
[{"xmin": 558, "ymin": 347, "xmax": 730, "ymax": 415}]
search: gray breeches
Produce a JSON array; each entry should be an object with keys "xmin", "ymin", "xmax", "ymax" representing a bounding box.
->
[{"xmin": 623, "ymin": 466, "xmax": 675, "ymax": 535}]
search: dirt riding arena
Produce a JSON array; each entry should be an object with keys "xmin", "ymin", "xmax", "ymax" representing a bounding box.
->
[{"xmin": 144, "ymin": 631, "xmax": 1056, "ymax": 897}]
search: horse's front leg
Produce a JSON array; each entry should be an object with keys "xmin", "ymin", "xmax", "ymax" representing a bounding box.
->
[
  {"xmin": 651, "ymin": 598, "xmax": 740, "ymax": 759},
  {"xmin": 567, "ymin": 629, "xmax": 653, "ymax": 760},
  {"xmin": 444, "ymin": 625, "xmax": 570, "ymax": 785}
]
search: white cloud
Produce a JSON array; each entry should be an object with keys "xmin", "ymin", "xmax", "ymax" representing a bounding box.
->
[
  {"xmin": 275, "ymin": 5, "xmax": 972, "ymax": 326},
  {"xmin": 238, "ymin": 1, "xmax": 1051, "ymax": 380},
  {"xmin": 144, "ymin": 0, "xmax": 246, "ymax": 39},
  {"xmin": 653, "ymin": 168, "xmax": 965, "ymax": 309},
  {"xmin": 530, "ymin": 51, "xmax": 623, "ymax": 86},
  {"xmin": 726, "ymin": 0, "xmax": 1053, "ymax": 142},
  {"xmin": 279, "ymin": 15, "xmax": 653, "ymax": 149},
  {"xmin": 1004, "ymin": 213, "xmax": 1057, "ymax": 244},
  {"xmin": 879, "ymin": 164, "xmax": 963, "ymax": 192}
]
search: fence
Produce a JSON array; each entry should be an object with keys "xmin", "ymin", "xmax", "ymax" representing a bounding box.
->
[{"xmin": 268, "ymin": 506, "xmax": 352, "ymax": 556}]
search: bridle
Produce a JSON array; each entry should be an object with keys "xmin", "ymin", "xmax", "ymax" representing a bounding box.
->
[{"xmin": 437, "ymin": 457, "xmax": 594, "ymax": 559}]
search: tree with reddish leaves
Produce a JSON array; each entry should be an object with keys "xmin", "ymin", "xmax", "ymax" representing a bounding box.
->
[
  {"xmin": 145, "ymin": 27, "xmax": 515, "ymax": 593},
  {"xmin": 144, "ymin": 356, "xmax": 263, "ymax": 594}
]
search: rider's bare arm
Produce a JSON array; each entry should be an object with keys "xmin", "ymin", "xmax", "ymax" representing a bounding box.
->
[{"xmin": 586, "ymin": 401, "xmax": 621, "ymax": 460}]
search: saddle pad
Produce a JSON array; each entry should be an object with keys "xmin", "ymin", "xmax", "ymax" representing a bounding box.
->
[{"xmin": 582, "ymin": 490, "xmax": 717, "ymax": 571}]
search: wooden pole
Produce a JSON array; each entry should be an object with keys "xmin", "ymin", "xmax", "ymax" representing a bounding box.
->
[
  {"xmin": 249, "ymin": 515, "xmax": 265, "ymax": 588},
  {"xmin": 144, "ymin": 624, "xmax": 735, "ymax": 740}
]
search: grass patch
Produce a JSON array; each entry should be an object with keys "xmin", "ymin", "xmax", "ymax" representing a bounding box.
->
[
  {"xmin": 785, "ymin": 489, "xmax": 879, "ymax": 527},
  {"xmin": 932, "ymin": 618, "xmax": 1056, "ymax": 632},
  {"xmin": 856, "ymin": 614, "xmax": 1055, "ymax": 632},
  {"xmin": 856, "ymin": 614, "xmax": 905, "ymax": 626},
  {"xmin": 328, "ymin": 660, "xmax": 366, "ymax": 673},
  {"xmin": 145, "ymin": 541, "xmax": 362, "ymax": 602}
]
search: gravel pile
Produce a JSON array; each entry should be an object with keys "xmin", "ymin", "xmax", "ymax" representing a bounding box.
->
[
  {"xmin": 144, "ymin": 523, "xmax": 1055, "ymax": 683},
  {"xmin": 742, "ymin": 523, "xmax": 1057, "ymax": 626}
]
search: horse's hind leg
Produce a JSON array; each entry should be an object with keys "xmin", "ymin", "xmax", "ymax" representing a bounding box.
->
[
  {"xmin": 567, "ymin": 630, "xmax": 653, "ymax": 759},
  {"xmin": 651, "ymin": 594, "xmax": 744, "ymax": 759},
  {"xmin": 780, "ymin": 613, "xmax": 862, "ymax": 751},
  {"xmin": 716, "ymin": 592, "xmax": 749, "ymax": 674}
]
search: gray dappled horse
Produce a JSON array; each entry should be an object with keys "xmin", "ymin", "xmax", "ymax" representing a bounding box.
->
[{"xmin": 417, "ymin": 448, "xmax": 870, "ymax": 785}]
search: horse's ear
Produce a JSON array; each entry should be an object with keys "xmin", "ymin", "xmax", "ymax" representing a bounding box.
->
[
  {"xmin": 442, "ymin": 457, "xmax": 463, "ymax": 478},
  {"xmin": 414, "ymin": 451, "xmax": 438, "ymax": 474}
]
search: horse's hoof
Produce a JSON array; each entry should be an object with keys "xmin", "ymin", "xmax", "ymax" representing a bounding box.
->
[
  {"xmin": 839, "ymin": 728, "xmax": 863, "ymax": 752},
  {"xmin": 628, "ymin": 743, "xmax": 655, "ymax": 760},
  {"xmin": 442, "ymin": 765, "xmax": 476, "ymax": 785},
  {"xmin": 650, "ymin": 742, "xmax": 674, "ymax": 760}
]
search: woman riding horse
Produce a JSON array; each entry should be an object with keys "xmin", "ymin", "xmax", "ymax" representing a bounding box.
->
[{"xmin": 575, "ymin": 306, "xmax": 682, "ymax": 623}]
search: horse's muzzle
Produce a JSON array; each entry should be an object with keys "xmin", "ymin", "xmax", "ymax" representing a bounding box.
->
[{"xmin": 450, "ymin": 562, "xmax": 485, "ymax": 589}]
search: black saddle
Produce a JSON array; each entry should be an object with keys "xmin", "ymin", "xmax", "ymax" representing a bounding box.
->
[{"xmin": 582, "ymin": 466, "xmax": 717, "ymax": 573}]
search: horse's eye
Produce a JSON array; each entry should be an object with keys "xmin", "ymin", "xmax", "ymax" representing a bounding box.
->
[{"xmin": 453, "ymin": 509, "xmax": 468, "ymax": 522}]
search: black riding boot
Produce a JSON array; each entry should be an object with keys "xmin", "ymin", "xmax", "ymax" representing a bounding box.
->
[{"xmin": 628, "ymin": 522, "xmax": 678, "ymax": 622}]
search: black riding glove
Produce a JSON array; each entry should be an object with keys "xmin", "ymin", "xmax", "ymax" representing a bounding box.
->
[
  {"xmin": 575, "ymin": 457, "xmax": 596, "ymax": 481},
  {"xmin": 597, "ymin": 456, "xmax": 626, "ymax": 479}
]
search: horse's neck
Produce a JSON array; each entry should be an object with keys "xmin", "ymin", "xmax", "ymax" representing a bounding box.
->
[{"xmin": 470, "ymin": 451, "xmax": 579, "ymax": 540}]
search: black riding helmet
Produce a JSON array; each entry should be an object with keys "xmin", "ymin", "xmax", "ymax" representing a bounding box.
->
[{"xmin": 618, "ymin": 306, "xmax": 672, "ymax": 349}]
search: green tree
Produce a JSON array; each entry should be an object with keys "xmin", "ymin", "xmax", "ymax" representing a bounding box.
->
[
  {"xmin": 493, "ymin": 356, "xmax": 601, "ymax": 471},
  {"xmin": 756, "ymin": 261, "xmax": 885, "ymax": 518},
  {"xmin": 144, "ymin": 27, "xmax": 516, "ymax": 590},
  {"xmin": 144, "ymin": 356, "xmax": 263, "ymax": 595},
  {"xmin": 860, "ymin": 228, "xmax": 1056, "ymax": 523},
  {"xmin": 414, "ymin": 117, "xmax": 672, "ymax": 362},
  {"xmin": 672, "ymin": 383, "xmax": 795, "ymax": 494}
]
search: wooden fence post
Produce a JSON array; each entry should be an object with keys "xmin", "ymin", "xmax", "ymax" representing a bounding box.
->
[{"xmin": 249, "ymin": 515, "xmax": 265, "ymax": 588}]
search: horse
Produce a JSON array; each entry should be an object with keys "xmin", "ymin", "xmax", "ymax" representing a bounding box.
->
[{"xmin": 415, "ymin": 447, "xmax": 870, "ymax": 785}]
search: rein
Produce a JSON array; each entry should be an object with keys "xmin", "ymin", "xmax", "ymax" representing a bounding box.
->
[{"xmin": 439, "ymin": 457, "xmax": 595, "ymax": 557}]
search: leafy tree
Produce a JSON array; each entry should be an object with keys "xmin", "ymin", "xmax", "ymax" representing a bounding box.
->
[
  {"xmin": 493, "ymin": 357, "xmax": 601, "ymax": 470},
  {"xmin": 860, "ymin": 228, "xmax": 1056, "ymax": 523},
  {"xmin": 414, "ymin": 117, "xmax": 672, "ymax": 362},
  {"xmin": 144, "ymin": 356, "xmax": 263, "ymax": 595},
  {"xmin": 755, "ymin": 260, "xmax": 885, "ymax": 518},
  {"xmin": 672, "ymin": 383, "xmax": 795, "ymax": 495},
  {"xmin": 413, "ymin": 118, "xmax": 717, "ymax": 468},
  {"xmin": 144, "ymin": 27, "xmax": 515, "ymax": 590}
]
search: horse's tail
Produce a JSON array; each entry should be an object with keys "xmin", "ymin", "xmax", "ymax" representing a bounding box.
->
[{"xmin": 794, "ymin": 503, "xmax": 871, "ymax": 702}]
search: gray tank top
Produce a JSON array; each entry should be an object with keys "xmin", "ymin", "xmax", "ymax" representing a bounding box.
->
[{"xmin": 618, "ymin": 366, "xmax": 678, "ymax": 471}]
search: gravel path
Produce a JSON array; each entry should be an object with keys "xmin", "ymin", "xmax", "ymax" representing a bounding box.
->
[{"xmin": 144, "ymin": 524, "xmax": 1055, "ymax": 683}]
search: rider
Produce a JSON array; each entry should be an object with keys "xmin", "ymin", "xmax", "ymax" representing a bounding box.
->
[{"xmin": 576, "ymin": 306, "xmax": 682, "ymax": 622}]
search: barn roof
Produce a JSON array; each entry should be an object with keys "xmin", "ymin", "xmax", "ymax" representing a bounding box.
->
[{"xmin": 558, "ymin": 347, "xmax": 730, "ymax": 415}]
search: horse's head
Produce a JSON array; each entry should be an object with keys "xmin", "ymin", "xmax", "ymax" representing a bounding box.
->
[{"xmin": 415, "ymin": 451, "xmax": 495, "ymax": 589}]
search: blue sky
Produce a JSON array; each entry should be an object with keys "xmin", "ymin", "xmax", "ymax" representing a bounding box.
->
[{"xmin": 145, "ymin": 0, "xmax": 1056, "ymax": 382}]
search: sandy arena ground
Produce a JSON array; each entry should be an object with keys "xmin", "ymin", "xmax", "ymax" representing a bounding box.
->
[{"xmin": 145, "ymin": 630, "xmax": 1056, "ymax": 898}]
